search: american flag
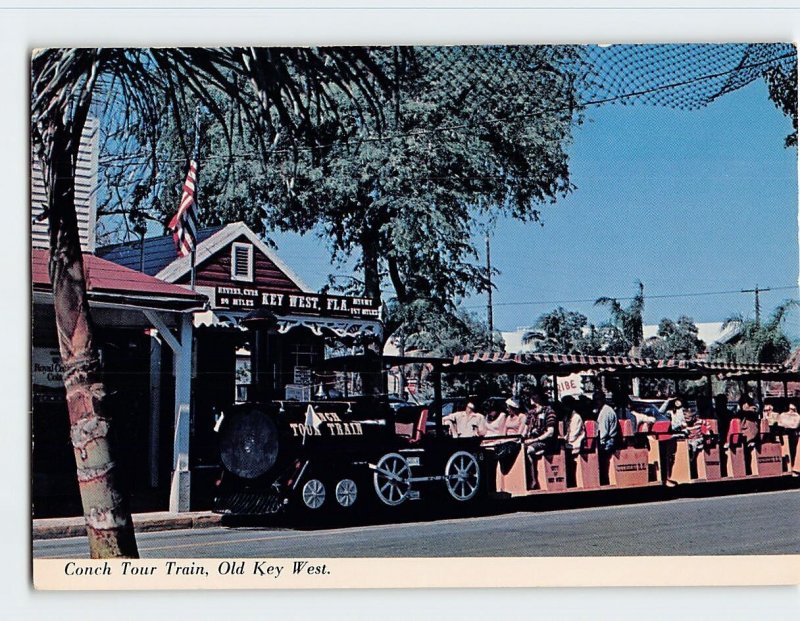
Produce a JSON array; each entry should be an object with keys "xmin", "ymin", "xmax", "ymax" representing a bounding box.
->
[{"xmin": 168, "ymin": 158, "xmax": 199, "ymax": 257}]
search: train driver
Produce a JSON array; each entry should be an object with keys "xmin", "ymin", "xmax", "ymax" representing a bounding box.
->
[{"xmin": 443, "ymin": 402, "xmax": 487, "ymax": 438}]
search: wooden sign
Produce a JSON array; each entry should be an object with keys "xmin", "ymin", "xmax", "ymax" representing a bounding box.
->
[{"xmin": 214, "ymin": 286, "xmax": 380, "ymax": 320}]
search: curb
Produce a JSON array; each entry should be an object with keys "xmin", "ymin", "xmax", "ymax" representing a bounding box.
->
[{"xmin": 33, "ymin": 512, "xmax": 222, "ymax": 541}]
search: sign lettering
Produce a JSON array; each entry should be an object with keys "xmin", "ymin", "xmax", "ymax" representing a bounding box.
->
[{"xmin": 214, "ymin": 287, "xmax": 380, "ymax": 320}]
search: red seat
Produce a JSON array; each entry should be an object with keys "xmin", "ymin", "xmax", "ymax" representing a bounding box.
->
[
  {"xmin": 620, "ymin": 419, "xmax": 635, "ymax": 438},
  {"xmin": 411, "ymin": 409, "xmax": 428, "ymax": 443},
  {"xmin": 728, "ymin": 418, "xmax": 743, "ymax": 445},
  {"xmin": 651, "ymin": 420, "xmax": 672, "ymax": 441},
  {"xmin": 583, "ymin": 420, "xmax": 598, "ymax": 451}
]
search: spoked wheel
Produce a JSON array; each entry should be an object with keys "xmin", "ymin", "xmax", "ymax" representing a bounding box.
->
[
  {"xmin": 373, "ymin": 453, "xmax": 412, "ymax": 506},
  {"xmin": 334, "ymin": 478, "xmax": 358, "ymax": 508},
  {"xmin": 444, "ymin": 451, "xmax": 481, "ymax": 502},
  {"xmin": 300, "ymin": 478, "xmax": 326, "ymax": 510}
]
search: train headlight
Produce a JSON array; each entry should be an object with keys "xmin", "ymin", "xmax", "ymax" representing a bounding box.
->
[{"xmin": 219, "ymin": 407, "xmax": 279, "ymax": 479}]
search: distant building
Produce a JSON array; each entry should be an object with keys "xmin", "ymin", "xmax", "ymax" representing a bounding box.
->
[{"xmin": 31, "ymin": 115, "xmax": 98, "ymax": 253}]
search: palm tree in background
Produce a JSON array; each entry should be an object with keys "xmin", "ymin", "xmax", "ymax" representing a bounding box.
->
[
  {"xmin": 713, "ymin": 299, "xmax": 799, "ymax": 364},
  {"xmin": 594, "ymin": 281, "xmax": 646, "ymax": 356},
  {"xmin": 31, "ymin": 47, "xmax": 395, "ymax": 558}
]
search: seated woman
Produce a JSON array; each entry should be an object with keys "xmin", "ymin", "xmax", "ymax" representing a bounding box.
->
[
  {"xmin": 503, "ymin": 398, "xmax": 527, "ymax": 436},
  {"xmin": 561, "ymin": 395, "xmax": 586, "ymax": 455},
  {"xmin": 524, "ymin": 394, "xmax": 559, "ymax": 489}
]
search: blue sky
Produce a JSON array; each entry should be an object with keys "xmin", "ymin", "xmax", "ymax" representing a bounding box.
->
[{"xmin": 270, "ymin": 77, "xmax": 799, "ymax": 337}]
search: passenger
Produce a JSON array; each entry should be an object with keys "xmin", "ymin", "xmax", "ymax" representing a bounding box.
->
[
  {"xmin": 483, "ymin": 406, "xmax": 507, "ymax": 438},
  {"xmin": 762, "ymin": 403, "xmax": 779, "ymax": 429},
  {"xmin": 682, "ymin": 404, "xmax": 704, "ymax": 454},
  {"xmin": 525, "ymin": 393, "xmax": 559, "ymax": 456},
  {"xmin": 593, "ymin": 390, "xmax": 620, "ymax": 454},
  {"xmin": 442, "ymin": 401, "xmax": 487, "ymax": 438},
  {"xmin": 625, "ymin": 400, "xmax": 656, "ymax": 432},
  {"xmin": 668, "ymin": 398, "xmax": 688, "ymax": 432},
  {"xmin": 778, "ymin": 403, "xmax": 800, "ymax": 430},
  {"xmin": 561, "ymin": 395, "xmax": 586, "ymax": 455},
  {"xmin": 714, "ymin": 393, "xmax": 731, "ymax": 443},
  {"xmin": 487, "ymin": 398, "xmax": 523, "ymax": 472},
  {"xmin": 738, "ymin": 394, "xmax": 760, "ymax": 448},
  {"xmin": 523, "ymin": 393, "xmax": 558, "ymax": 490},
  {"xmin": 503, "ymin": 398, "xmax": 527, "ymax": 436}
]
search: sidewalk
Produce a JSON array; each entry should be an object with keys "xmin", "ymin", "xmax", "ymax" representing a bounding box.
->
[{"xmin": 33, "ymin": 511, "xmax": 222, "ymax": 540}]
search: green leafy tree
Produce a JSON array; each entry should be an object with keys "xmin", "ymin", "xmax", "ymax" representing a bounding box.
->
[
  {"xmin": 522, "ymin": 307, "xmax": 593, "ymax": 354},
  {"xmin": 641, "ymin": 315, "xmax": 706, "ymax": 360},
  {"xmin": 595, "ymin": 281, "xmax": 646, "ymax": 356},
  {"xmin": 711, "ymin": 300, "xmax": 798, "ymax": 364},
  {"xmin": 31, "ymin": 47, "xmax": 394, "ymax": 558},
  {"xmin": 258, "ymin": 46, "xmax": 583, "ymax": 342}
]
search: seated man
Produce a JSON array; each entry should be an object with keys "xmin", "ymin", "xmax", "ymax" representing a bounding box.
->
[
  {"xmin": 442, "ymin": 401, "xmax": 486, "ymax": 438},
  {"xmin": 593, "ymin": 390, "xmax": 620, "ymax": 455},
  {"xmin": 525, "ymin": 393, "xmax": 559, "ymax": 489}
]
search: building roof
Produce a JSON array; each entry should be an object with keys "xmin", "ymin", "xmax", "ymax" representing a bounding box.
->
[
  {"xmin": 96, "ymin": 226, "xmax": 223, "ymax": 276},
  {"xmin": 32, "ymin": 249, "xmax": 207, "ymax": 312},
  {"xmin": 153, "ymin": 222, "xmax": 312, "ymax": 291}
]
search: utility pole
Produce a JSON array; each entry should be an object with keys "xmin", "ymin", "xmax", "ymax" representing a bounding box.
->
[
  {"xmin": 486, "ymin": 234, "xmax": 494, "ymax": 351},
  {"xmin": 741, "ymin": 284, "xmax": 770, "ymax": 326}
]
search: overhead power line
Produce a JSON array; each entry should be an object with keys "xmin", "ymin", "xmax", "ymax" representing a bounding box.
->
[{"xmin": 462, "ymin": 284, "xmax": 799, "ymax": 310}]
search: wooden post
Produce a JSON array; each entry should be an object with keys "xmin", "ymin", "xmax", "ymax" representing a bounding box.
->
[{"xmin": 148, "ymin": 333, "xmax": 162, "ymax": 488}]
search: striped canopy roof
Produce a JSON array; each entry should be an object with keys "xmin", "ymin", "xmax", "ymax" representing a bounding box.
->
[{"xmin": 450, "ymin": 351, "xmax": 795, "ymax": 379}]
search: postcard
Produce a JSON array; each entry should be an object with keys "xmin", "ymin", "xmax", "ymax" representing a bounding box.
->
[{"xmin": 30, "ymin": 42, "xmax": 800, "ymax": 590}]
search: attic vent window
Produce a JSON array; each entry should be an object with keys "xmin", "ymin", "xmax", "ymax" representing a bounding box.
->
[{"xmin": 231, "ymin": 242, "xmax": 254, "ymax": 282}]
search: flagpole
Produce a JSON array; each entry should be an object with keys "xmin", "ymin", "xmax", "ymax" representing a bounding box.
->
[{"xmin": 190, "ymin": 107, "xmax": 200, "ymax": 291}]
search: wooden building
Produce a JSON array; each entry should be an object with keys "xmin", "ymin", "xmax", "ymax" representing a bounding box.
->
[
  {"xmin": 97, "ymin": 222, "xmax": 382, "ymax": 509},
  {"xmin": 32, "ymin": 249, "xmax": 206, "ymax": 517}
]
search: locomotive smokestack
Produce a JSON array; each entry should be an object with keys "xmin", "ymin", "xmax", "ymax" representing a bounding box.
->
[{"xmin": 242, "ymin": 308, "xmax": 279, "ymax": 403}]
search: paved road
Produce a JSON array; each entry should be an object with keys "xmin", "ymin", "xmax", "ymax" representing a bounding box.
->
[{"xmin": 34, "ymin": 487, "xmax": 800, "ymax": 558}]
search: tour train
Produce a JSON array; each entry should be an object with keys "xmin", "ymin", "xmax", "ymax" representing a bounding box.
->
[{"xmin": 212, "ymin": 348, "xmax": 800, "ymax": 518}]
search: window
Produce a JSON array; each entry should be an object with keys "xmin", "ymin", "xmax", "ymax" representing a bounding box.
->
[{"xmin": 230, "ymin": 242, "xmax": 253, "ymax": 282}]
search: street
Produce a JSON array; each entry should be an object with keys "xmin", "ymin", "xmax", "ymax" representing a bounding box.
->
[{"xmin": 34, "ymin": 486, "xmax": 800, "ymax": 559}]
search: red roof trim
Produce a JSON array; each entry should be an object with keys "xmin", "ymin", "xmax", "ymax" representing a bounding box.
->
[{"xmin": 32, "ymin": 249, "xmax": 206, "ymax": 301}]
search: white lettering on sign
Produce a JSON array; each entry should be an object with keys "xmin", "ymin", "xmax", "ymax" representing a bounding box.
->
[
  {"xmin": 261, "ymin": 292, "xmax": 284, "ymax": 307},
  {"xmin": 288, "ymin": 295, "xmax": 320, "ymax": 310}
]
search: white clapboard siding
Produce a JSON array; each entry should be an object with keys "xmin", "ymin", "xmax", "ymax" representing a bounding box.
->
[{"xmin": 31, "ymin": 116, "xmax": 98, "ymax": 253}]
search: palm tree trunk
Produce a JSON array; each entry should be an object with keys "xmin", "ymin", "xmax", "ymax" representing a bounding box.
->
[{"xmin": 45, "ymin": 115, "xmax": 139, "ymax": 559}]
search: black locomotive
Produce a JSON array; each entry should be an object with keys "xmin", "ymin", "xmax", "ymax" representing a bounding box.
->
[{"xmin": 213, "ymin": 395, "xmax": 485, "ymax": 516}]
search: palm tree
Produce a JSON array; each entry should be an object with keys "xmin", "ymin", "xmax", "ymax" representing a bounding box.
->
[
  {"xmin": 522, "ymin": 307, "xmax": 589, "ymax": 354},
  {"xmin": 31, "ymin": 47, "xmax": 395, "ymax": 558},
  {"xmin": 594, "ymin": 281, "xmax": 646, "ymax": 356},
  {"xmin": 714, "ymin": 299, "xmax": 798, "ymax": 364}
]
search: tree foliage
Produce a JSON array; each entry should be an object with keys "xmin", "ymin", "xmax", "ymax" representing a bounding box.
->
[
  {"xmin": 711, "ymin": 300, "xmax": 798, "ymax": 364},
  {"xmin": 594, "ymin": 281, "xmax": 646, "ymax": 356},
  {"xmin": 523, "ymin": 307, "xmax": 594, "ymax": 354},
  {"xmin": 640, "ymin": 315, "xmax": 706, "ymax": 360}
]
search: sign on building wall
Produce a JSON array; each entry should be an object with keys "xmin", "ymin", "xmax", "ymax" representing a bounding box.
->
[
  {"xmin": 32, "ymin": 348, "xmax": 65, "ymax": 388},
  {"xmin": 214, "ymin": 286, "xmax": 380, "ymax": 320}
]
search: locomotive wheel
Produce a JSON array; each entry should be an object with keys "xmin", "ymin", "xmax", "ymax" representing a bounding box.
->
[
  {"xmin": 373, "ymin": 453, "xmax": 411, "ymax": 507},
  {"xmin": 300, "ymin": 478, "xmax": 326, "ymax": 510},
  {"xmin": 444, "ymin": 451, "xmax": 481, "ymax": 502},
  {"xmin": 334, "ymin": 478, "xmax": 358, "ymax": 508}
]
